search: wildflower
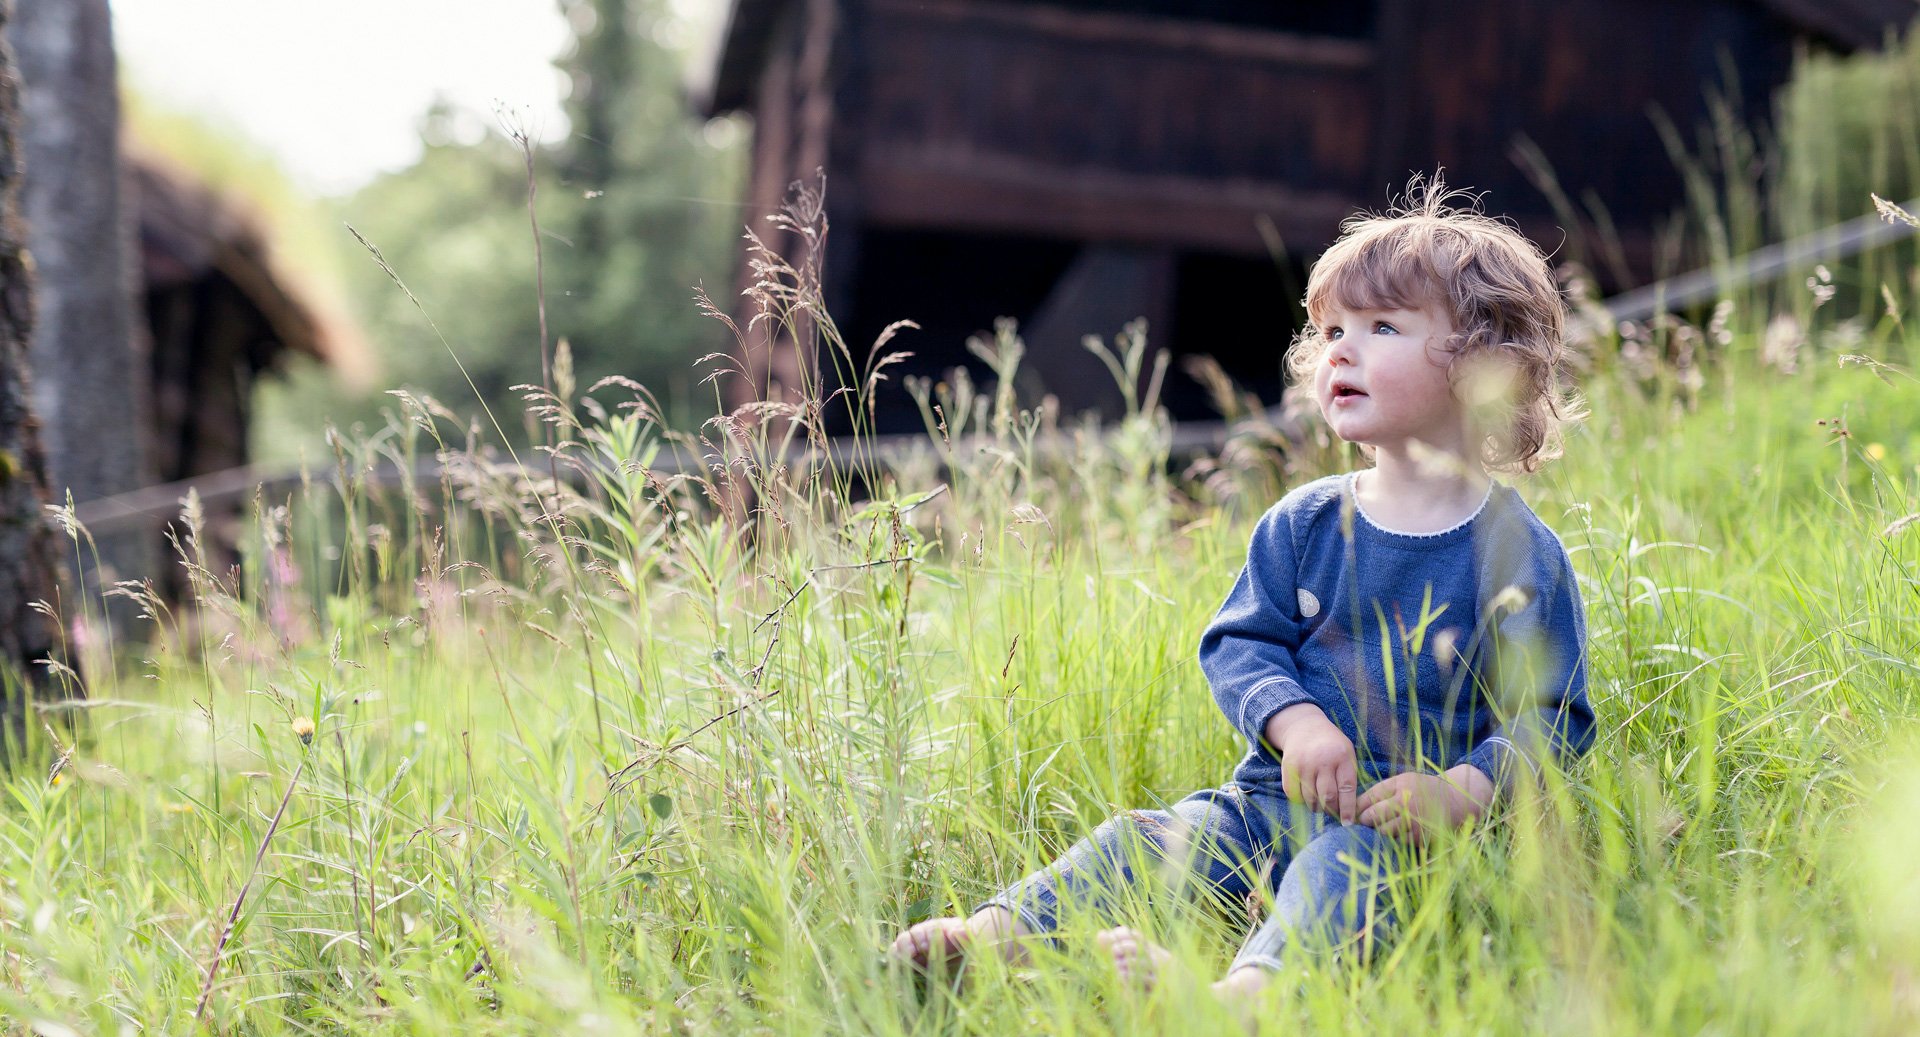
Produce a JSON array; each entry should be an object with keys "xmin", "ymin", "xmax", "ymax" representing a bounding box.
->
[
  {"xmin": 1488, "ymin": 585, "xmax": 1533, "ymax": 616},
  {"xmin": 1866, "ymin": 443, "xmax": 1887, "ymax": 462},
  {"xmin": 1432, "ymin": 627, "xmax": 1462, "ymax": 676},
  {"xmin": 292, "ymin": 717, "xmax": 316, "ymax": 744},
  {"xmin": 1763, "ymin": 314, "xmax": 1804, "ymax": 374},
  {"xmin": 163, "ymin": 801, "xmax": 193, "ymax": 814}
]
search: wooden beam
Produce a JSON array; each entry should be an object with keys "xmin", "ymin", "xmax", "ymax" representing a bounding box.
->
[
  {"xmin": 858, "ymin": 143, "xmax": 1354, "ymax": 256},
  {"xmin": 707, "ymin": 0, "xmax": 794, "ymax": 114},
  {"xmin": 1753, "ymin": 0, "xmax": 1915, "ymax": 51},
  {"xmin": 867, "ymin": 0, "xmax": 1375, "ymax": 70}
]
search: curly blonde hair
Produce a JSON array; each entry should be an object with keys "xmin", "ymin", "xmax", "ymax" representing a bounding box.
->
[{"xmin": 1287, "ymin": 176, "xmax": 1584, "ymax": 473}]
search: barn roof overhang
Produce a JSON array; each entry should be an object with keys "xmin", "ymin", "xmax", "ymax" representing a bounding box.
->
[
  {"xmin": 1754, "ymin": 0, "xmax": 1917, "ymax": 49},
  {"xmin": 705, "ymin": 0, "xmax": 1918, "ymax": 119},
  {"xmin": 130, "ymin": 152, "xmax": 369, "ymax": 380},
  {"xmin": 705, "ymin": 0, "xmax": 793, "ymax": 116}
]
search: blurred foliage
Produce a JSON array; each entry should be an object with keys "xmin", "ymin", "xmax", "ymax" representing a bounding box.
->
[
  {"xmin": 1773, "ymin": 20, "xmax": 1920, "ymax": 315},
  {"xmin": 1656, "ymin": 18, "xmax": 1920, "ymax": 333},
  {"xmin": 1778, "ymin": 24, "xmax": 1920, "ymax": 239},
  {"xmin": 258, "ymin": 0, "xmax": 745, "ymax": 462}
]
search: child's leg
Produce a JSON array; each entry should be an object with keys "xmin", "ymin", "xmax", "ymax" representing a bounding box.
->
[
  {"xmin": 985, "ymin": 786, "xmax": 1269, "ymax": 938},
  {"xmin": 1226, "ymin": 821, "xmax": 1404, "ymax": 978},
  {"xmin": 891, "ymin": 786, "xmax": 1268, "ymax": 969}
]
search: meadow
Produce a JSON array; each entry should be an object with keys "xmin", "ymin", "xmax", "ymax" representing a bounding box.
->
[{"xmin": 2, "ymin": 193, "xmax": 1919, "ymax": 1036}]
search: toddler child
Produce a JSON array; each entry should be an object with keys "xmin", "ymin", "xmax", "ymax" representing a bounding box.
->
[{"xmin": 891, "ymin": 178, "xmax": 1597, "ymax": 1013}]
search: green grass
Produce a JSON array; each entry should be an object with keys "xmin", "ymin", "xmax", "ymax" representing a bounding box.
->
[{"xmin": 5, "ymin": 236, "xmax": 1920, "ymax": 1036}]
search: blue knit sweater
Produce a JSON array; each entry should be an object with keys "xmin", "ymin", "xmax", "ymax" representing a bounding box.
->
[{"xmin": 1199, "ymin": 473, "xmax": 1596, "ymax": 799}]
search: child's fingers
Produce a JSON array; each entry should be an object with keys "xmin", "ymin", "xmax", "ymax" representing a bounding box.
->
[
  {"xmin": 1336, "ymin": 757, "xmax": 1358, "ymax": 824},
  {"xmin": 1315, "ymin": 768, "xmax": 1340, "ymax": 818},
  {"xmin": 1356, "ymin": 773, "xmax": 1401, "ymax": 813}
]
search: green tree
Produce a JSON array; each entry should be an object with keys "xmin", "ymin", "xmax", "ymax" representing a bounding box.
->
[
  {"xmin": 547, "ymin": 0, "xmax": 744, "ymax": 426},
  {"xmin": 328, "ymin": 0, "xmax": 742, "ymax": 443}
]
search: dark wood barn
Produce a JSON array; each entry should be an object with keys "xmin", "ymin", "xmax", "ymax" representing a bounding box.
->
[{"xmin": 704, "ymin": 0, "xmax": 1917, "ymax": 432}]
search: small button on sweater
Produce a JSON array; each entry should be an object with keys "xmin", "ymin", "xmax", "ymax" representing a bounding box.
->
[{"xmin": 1199, "ymin": 473, "xmax": 1596, "ymax": 798}]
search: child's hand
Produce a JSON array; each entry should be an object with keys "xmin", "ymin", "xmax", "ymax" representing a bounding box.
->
[
  {"xmin": 1267, "ymin": 704, "xmax": 1359, "ymax": 824},
  {"xmin": 1356, "ymin": 764, "xmax": 1495, "ymax": 844}
]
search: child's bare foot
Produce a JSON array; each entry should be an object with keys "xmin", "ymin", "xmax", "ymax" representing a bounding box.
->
[
  {"xmin": 1210, "ymin": 966, "xmax": 1275, "ymax": 1031},
  {"xmin": 891, "ymin": 917, "xmax": 970, "ymax": 972},
  {"xmin": 889, "ymin": 907, "xmax": 1026, "ymax": 973},
  {"xmin": 1095, "ymin": 927, "xmax": 1179, "ymax": 992}
]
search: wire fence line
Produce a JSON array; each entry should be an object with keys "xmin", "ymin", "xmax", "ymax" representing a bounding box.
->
[
  {"xmin": 69, "ymin": 417, "xmax": 1277, "ymax": 536},
  {"xmin": 1600, "ymin": 195, "xmax": 1920, "ymax": 322}
]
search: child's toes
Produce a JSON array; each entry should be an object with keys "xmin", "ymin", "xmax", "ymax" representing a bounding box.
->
[
  {"xmin": 891, "ymin": 918, "xmax": 968, "ymax": 969},
  {"xmin": 1097, "ymin": 927, "xmax": 1173, "ymax": 991},
  {"xmin": 1097, "ymin": 929, "xmax": 1141, "ymax": 971}
]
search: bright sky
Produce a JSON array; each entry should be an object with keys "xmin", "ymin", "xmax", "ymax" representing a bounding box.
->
[{"xmin": 112, "ymin": 0, "xmax": 725, "ymax": 197}]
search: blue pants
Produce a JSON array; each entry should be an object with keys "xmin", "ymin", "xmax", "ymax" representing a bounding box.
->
[{"xmin": 979, "ymin": 783, "xmax": 1406, "ymax": 973}]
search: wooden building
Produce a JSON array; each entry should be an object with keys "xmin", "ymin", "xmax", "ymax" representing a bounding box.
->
[
  {"xmin": 704, "ymin": 0, "xmax": 1916, "ymax": 431},
  {"xmin": 116, "ymin": 155, "xmax": 365, "ymax": 596},
  {"xmin": 131, "ymin": 155, "xmax": 361, "ymax": 493}
]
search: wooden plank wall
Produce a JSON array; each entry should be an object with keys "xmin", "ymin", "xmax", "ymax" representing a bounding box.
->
[
  {"xmin": 846, "ymin": 0, "xmax": 1374, "ymax": 254},
  {"xmin": 832, "ymin": 0, "xmax": 1800, "ymax": 275},
  {"xmin": 1378, "ymin": 0, "xmax": 1798, "ymax": 277}
]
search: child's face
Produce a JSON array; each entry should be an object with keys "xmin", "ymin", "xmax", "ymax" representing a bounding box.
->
[{"xmin": 1310, "ymin": 298, "xmax": 1467, "ymax": 455}]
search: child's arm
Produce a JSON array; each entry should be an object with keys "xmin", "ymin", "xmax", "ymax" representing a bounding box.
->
[
  {"xmin": 1199, "ymin": 505, "xmax": 1318, "ymax": 753},
  {"xmin": 1458, "ymin": 543, "xmax": 1597, "ymax": 802},
  {"xmin": 1200, "ymin": 504, "xmax": 1359, "ymax": 822}
]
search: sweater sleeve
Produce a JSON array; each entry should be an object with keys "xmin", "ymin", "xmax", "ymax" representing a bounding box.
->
[
  {"xmin": 1462, "ymin": 543, "xmax": 1596, "ymax": 800},
  {"xmin": 1199, "ymin": 504, "xmax": 1322, "ymax": 756}
]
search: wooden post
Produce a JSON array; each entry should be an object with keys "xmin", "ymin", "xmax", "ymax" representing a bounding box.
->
[
  {"xmin": 0, "ymin": 0, "xmax": 76, "ymax": 758},
  {"xmin": 15, "ymin": 0, "xmax": 154, "ymax": 613}
]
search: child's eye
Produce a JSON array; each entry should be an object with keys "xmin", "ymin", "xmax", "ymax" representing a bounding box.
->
[
  {"xmin": 1375, "ymin": 322, "xmax": 1399, "ymax": 335},
  {"xmin": 1322, "ymin": 326, "xmax": 1343, "ymax": 341}
]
